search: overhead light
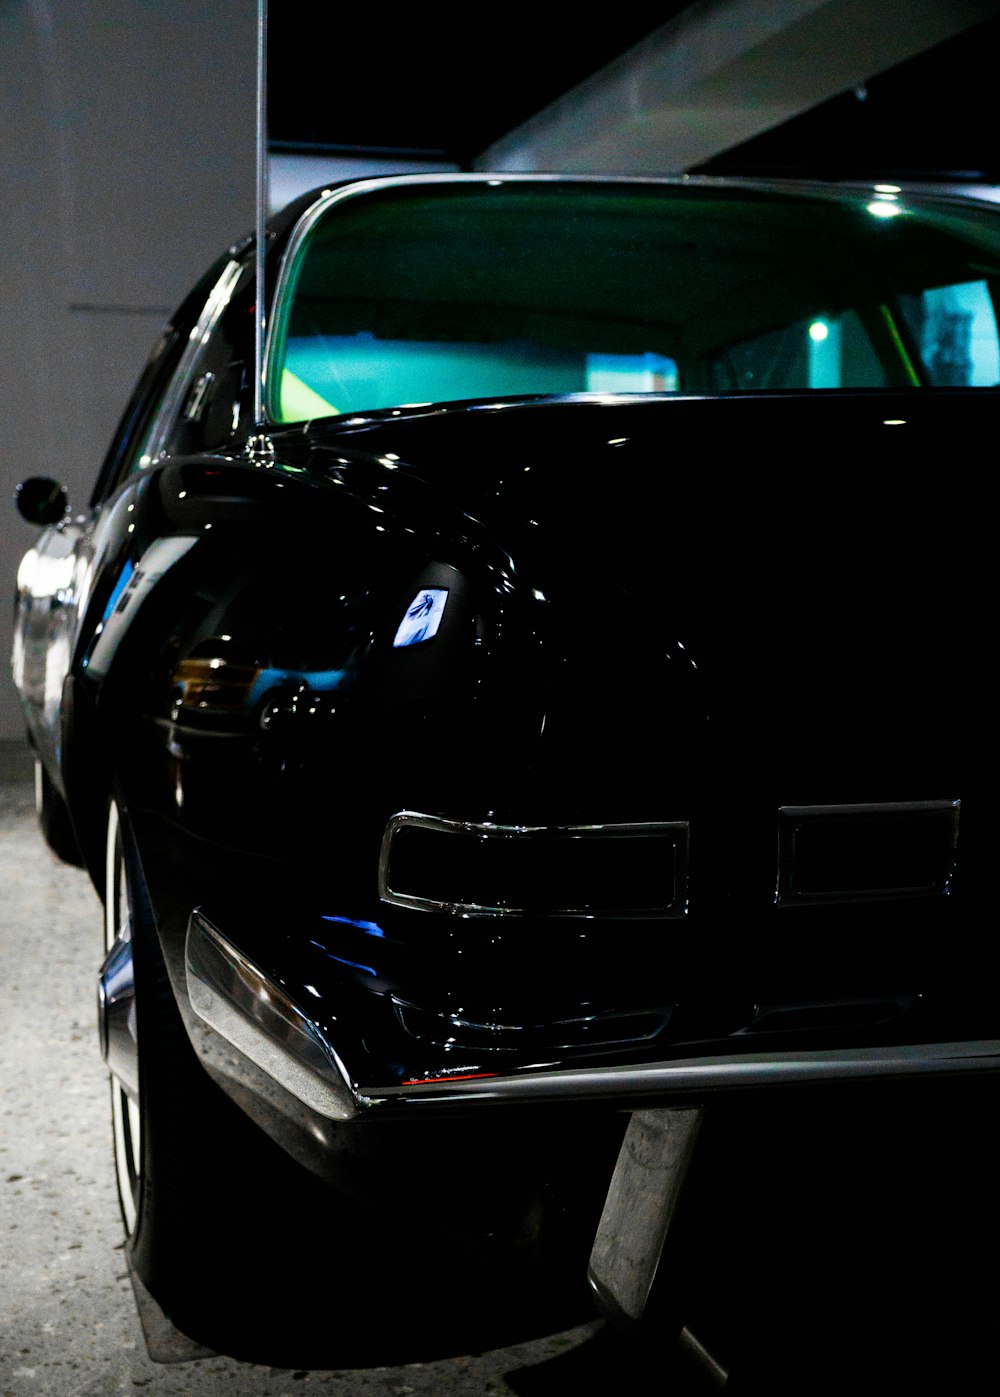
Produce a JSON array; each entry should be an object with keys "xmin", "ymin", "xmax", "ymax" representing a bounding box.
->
[{"xmin": 867, "ymin": 200, "xmax": 902, "ymax": 219}]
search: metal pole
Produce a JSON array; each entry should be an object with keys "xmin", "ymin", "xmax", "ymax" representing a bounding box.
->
[{"xmin": 254, "ymin": 0, "xmax": 268, "ymax": 428}]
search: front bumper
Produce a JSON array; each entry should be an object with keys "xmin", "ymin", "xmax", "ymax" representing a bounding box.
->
[{"xmin": 186, "ymin": 910, "xmax": 1000, "ymax": 1123}]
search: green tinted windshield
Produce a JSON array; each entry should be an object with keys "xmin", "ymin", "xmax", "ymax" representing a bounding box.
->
[{"xmin": 268, "ymin": 180, "xmax": 1000, "ymax": 420}]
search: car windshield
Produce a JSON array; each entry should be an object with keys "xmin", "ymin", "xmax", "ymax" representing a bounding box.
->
[{"xmin": 268, "ymin": 180, "xmax": 1000, "ymax": 421}]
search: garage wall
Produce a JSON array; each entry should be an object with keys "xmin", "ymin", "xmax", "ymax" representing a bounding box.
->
[{"xmin": 0, "ymin": 0, "xmax": 254, "ymax": 764}]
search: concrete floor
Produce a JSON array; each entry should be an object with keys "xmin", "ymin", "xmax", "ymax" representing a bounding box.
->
[{"xmin": 0, "ymin": 781, "xmax": 636, "ymax": 1396}]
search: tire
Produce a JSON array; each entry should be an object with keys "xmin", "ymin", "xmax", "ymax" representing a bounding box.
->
[
  {"xmin": 99, "ymin": 796, "xmax": 358, "ymax": 1359},
  {"xmin": 34, "ymin": 757, "xmax": 84, "ymax": 866},
  {"xmin": 101, "ymin": 797, "xmax": 268, "ymax": 1343}
]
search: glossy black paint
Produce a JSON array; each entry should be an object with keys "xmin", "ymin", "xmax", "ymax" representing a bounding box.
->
[
  {"xmin": 40, "ymin": 399, "xmax": 985, "ymax": 1103},
  {"xmin": 11, "ymin": 177, "xmax": 988, "ymax": 1209}
]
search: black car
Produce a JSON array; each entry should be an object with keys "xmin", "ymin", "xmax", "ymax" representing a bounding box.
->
[{"xmin": 11, "ymin": 174, "xmax": 993, "ymax": 1368}]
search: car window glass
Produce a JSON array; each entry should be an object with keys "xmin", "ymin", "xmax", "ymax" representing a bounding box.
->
[
  {"xmin": 267, "ymin": 183, "xmax": 1000, "ymax": 417},
  {"xmin": 132, "ymin": 259, "xmax": 252, "ymax": 471},
  {"xmin": 91, "ymin": 325, "xmax": 181, "ymax": 505},
  {"xmin": 94, "ymin": 254, "xmax": 245, "ymax": 502},
  {"xmin": 894, "ymin": 279, "xmax": 1000, "ymax": 386},
  {"xmin": 122, "ymin": 346, "xmax": 185, "ymax": 477},
  {"xmin": 708, "ymin": 309, "xmax": 892, "ymax": 390}
]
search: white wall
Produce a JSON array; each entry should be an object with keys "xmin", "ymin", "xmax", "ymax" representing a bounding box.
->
[{"xmin": 1, "ymin": 0, "xmax": 254, "ymax": 749}]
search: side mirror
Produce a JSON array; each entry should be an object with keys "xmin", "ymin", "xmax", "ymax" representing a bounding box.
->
[{"xmin": 15, "ymin": 477, "xmax": 68, "ymax": 527}]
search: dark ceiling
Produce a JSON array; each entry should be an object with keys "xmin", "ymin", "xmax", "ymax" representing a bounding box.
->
[
  {"xmin": 267, "ymin": 10, "xmax": 682, "ymax": 163},
  {"xmin": 269, "ymin": 10, "xmax": 1000, "ymax": 181}
]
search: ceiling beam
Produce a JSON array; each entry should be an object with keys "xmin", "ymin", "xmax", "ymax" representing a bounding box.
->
[{"xmin": 474, "ymin": 0, "xmax": 998, "ymax": 174}]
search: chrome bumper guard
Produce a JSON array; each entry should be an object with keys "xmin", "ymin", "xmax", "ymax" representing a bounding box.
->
[{"xmin": 185, "ymin": 911, "xmax": 1000, "ymax": 1123}]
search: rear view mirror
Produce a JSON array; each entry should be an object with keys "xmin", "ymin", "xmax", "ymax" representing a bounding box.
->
[{"xmin": 15, "ymin": 477, "xmax": 68, "ymax": 527}]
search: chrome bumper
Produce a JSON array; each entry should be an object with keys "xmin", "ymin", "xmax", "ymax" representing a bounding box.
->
[{"xmin": 185, "ymin": 911, "xmax": 1000, "ymax": 1122}]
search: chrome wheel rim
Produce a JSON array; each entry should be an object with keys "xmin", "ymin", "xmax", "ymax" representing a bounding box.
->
[{"xmin": 104, "ymin": 801, "xmax": 141, "ymax": 1234}]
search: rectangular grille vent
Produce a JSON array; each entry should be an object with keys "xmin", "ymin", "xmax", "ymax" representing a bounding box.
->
[
  {"xmin": 379, "ymin": 812, "xmax": 689, "ymax": 918},
  {"xmin": 777, "ymin": 800, "xmax": 959, "ymax": 906}
]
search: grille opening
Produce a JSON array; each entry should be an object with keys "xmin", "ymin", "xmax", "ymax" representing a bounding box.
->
[
  {"xmin": 380, "ymin": 813, "xmax": 688, "ymax": 917},
  {"xmin": 778, "ymin": 801, "xmax": 959, "ymax": 904},
  {"xmin": 742, "ymin": 994, "xmax": 919, "ymax": 1035}
]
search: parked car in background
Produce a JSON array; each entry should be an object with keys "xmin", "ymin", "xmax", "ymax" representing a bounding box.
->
[{"xmin": 11, "ymin": 174, "xmax": 993, "ymax": 1370}]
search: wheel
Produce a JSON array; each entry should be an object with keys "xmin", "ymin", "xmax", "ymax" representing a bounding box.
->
[
  {"xmin": 97, "ymin": 794, "xmax": 336, "ymax": 1358},
  {"xmin": 95, "ymin": 797, "xmax": 617, "ymax": 1364},
  {"xmin": 34, "ymin": 757, "xmax": 84, "ymax": 866},
  {"xmin": 98, "ymin": 795, "xmax": 232, "ymax": 1319},
  {"xmin": 103, "ymin": 799, "xmax": 142, "ymax": 1232},
  {"xmin": 98, "ymin": 795, "xmax": 224, "ymax": 1314}
]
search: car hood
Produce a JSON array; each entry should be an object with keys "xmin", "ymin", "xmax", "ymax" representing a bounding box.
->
[{"xmin": 293, "ymin": 390, "xmax": 978, "ymax": 807}]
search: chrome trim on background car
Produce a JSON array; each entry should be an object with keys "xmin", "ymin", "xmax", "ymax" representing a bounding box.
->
[
  {"xmin": 185, "ymin": 910, "xmax": 357, "ymax": 1121},
  {"xmin": 378, "ymin": 810, "xmax": 689, "ymax": 918}
]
